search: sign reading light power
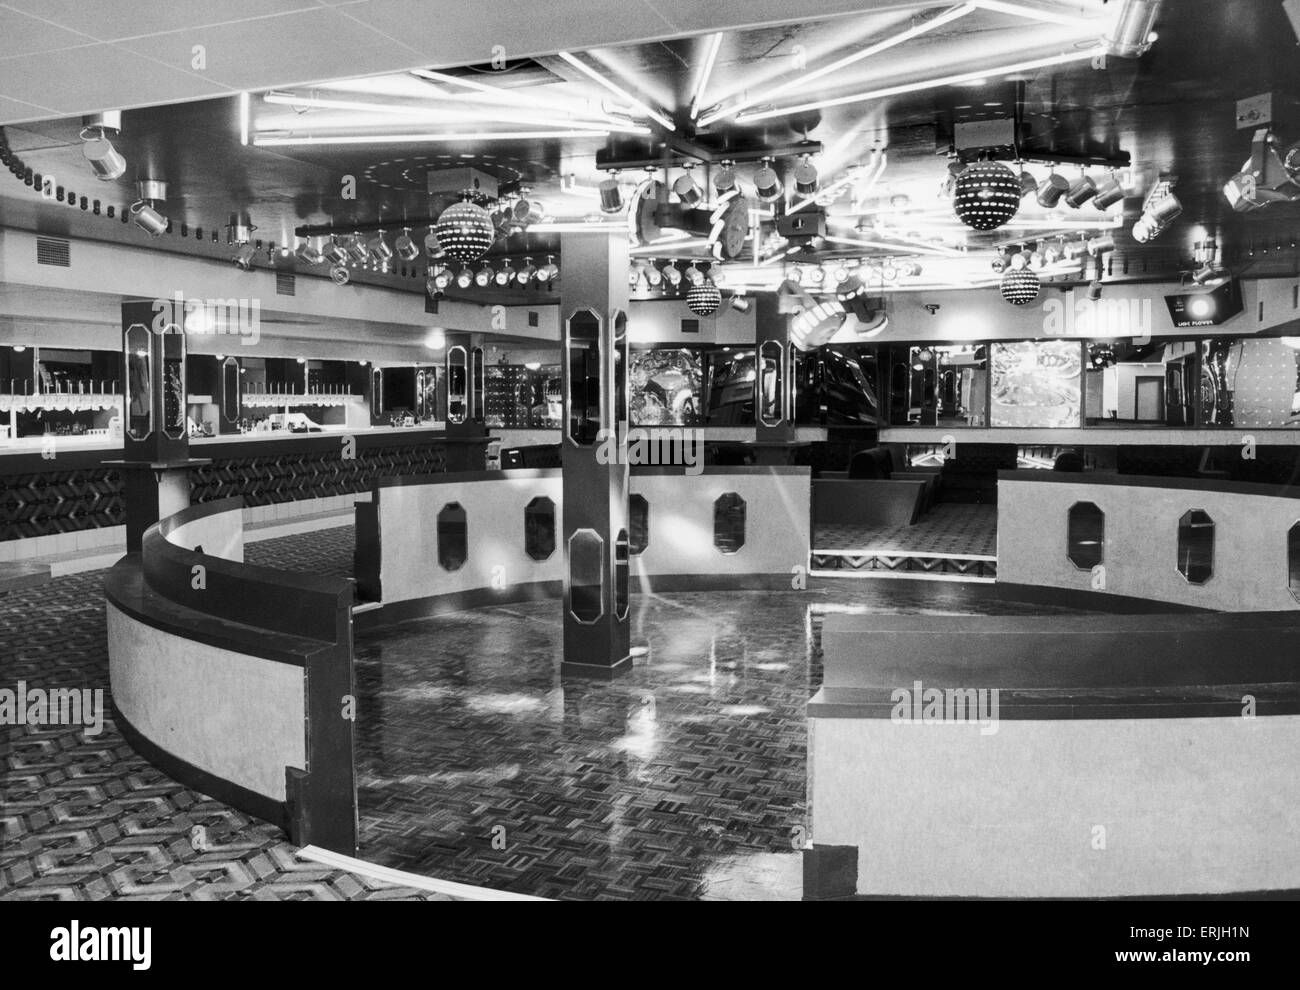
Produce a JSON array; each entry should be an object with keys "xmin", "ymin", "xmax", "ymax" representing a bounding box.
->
[{"xmin": 1164, "ymin": 279, "xmax": 1244, "ymax": 328}]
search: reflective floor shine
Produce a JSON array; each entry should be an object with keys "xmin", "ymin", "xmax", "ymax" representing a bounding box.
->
[{"xmin": 355, "ymin": 582, "xmax": 1084, "ymax": 901}]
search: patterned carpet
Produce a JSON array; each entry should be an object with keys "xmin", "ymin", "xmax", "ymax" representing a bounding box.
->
[
  {"xmin": 0, "ymin": 563, "xmax": 448, "ymax": 901},
  {"xmin": 814, "ymin": 503, "xmax": 998, "ymax": 557}
]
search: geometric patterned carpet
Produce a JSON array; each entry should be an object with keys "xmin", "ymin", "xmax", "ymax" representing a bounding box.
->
[
  {"xmin": 813, "ymin": 503, "xmax": 998, "ymax": 557},
  {"xmin": 0, "ymin": 564, "xmax": 449, "ymax": 901}
]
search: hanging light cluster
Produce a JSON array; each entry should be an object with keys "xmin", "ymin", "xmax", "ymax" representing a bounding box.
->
[
  {"xmin": 952, "ymin": 162, "xmax": 1021, "ymax": 231},
  {"xmin": 434, "ymin": 197, "xmax": 497, "ymax": 262},
  {"xmin": 999, "ymin": 267, "xmax": 1041, "ymax": 305},
  {"xmin": 425, "ymin": 256, "xmax": 559, "ymax": 296},
  {"xmin": 685, "ymin": 278, "xmax": 722, "ymax": 316}
]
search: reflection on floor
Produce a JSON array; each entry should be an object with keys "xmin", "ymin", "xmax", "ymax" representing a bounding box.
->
[
  {"xmin": 814, "ymin": 503, "xmax": 997, "ymax": 557},
  {"xmin": 355, "ymin": 580, "xmax": 1084, "ymax": 901}
]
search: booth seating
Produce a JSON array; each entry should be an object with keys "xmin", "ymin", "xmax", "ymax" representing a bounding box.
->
[{"xmin": 813, "ymin": 447, "xmax": 930, "ymax": 528}]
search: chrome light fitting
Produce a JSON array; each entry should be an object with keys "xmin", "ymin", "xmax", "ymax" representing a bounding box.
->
[
  {"xmin": 475, "ymin": 263, "xmax": 495, "ymax": 287},
  {"xmin": 1036, "ymin": 172, "xmax": 1071, "ymax": 208},
  {"xmin": 494, "ymin": 261, "xmax": 514, "ymax": 287},
  {"xmin": 394, "ymin": 227, "xmax": 421, "ymax": 262},
  {"xmin": 456, "ymin": 267, "xmax": 474, "ymax": 289},
  {"xmin": 233, "ymin": 242, "xmax": 257, "ymax": 271},
  {"xmin": 516, "ymin": 258, "xmax": 536, "ymax": 285},
  {"xmin": 599, "ymin": 174, "xmax": 624, "ymax": 213},
  {"xmin": 1065, "ymin": 174, "xmax": 1099, "ymax": 208},
  {"xmin": 346, "ymin": 233, "xmax": 370, "ymax": 265},
  {"xmin": 537, "ymin": 256, "xmax": 560, "ymax": 283},
  {"xmin": 323, "ymin": 238, "xmax": 350, "ymax": 266},
  {"xmin": 295, "ymin": 238, "xmax": 325, "ymax": 265},
  {"xmin": 1102, "ymin": 0, "xmax": 1162, "ymax": 58},
  {"xmin": 793, "ymin": 155, "xmax": 819, "ymax": 198},
  {"xmin": 1131, "ymin": 190, "xmax": 1182, "ymax": 242},
  {"xmin": 367, "ymin": 231, "xmax": 394, "ymax": 264},
  {"xmin": 1092, "ymin": 174, "xmax": 1126, "ymax": 210},
  {"xmin": 224, "ymin": 211, "xmax": 256, "ymax": 245},
  {"xmin": 673, "ymin": 165, "xmax": 704, "ymax": 206},
  {"xmin": 129, "ymin": 178, "xmax": 168, "ymax": 236},
  {"xmin": 80, "ymin": 111, "xmax": 126, "ymax": 181}
]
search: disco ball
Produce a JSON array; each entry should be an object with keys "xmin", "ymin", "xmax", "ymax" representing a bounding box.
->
[
  {"xmin": 434, "ymin": 200, "xmax": 496, "ymax": 263},
  {"xmin": 953, "ymin": 162, "xmax": 1021, "ymax": 231},
  {"xmin": 1000, "ymin": 267, "xmax": 1041, "ymax": 306},
  {"xmin": 686, "ymin": 278, "xmax": 722, "ymax": 316}
]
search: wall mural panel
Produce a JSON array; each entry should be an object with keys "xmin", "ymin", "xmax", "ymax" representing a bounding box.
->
[{"xmin": 990, "ymin": 340, "xmax": 1082, "ymax": 429}]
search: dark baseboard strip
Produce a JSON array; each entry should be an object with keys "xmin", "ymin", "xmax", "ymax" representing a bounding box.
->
[
  {"xmin": 112, "ymin": 701, "xmax": 290, "ymax": 837},
  {"xmin": 995, "ymin": 582, "xmax": 1211, "ymax": 613}
]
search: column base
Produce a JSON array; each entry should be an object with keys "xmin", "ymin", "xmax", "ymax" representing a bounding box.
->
[{"xmin": 560, "ymin": 654, "xmax": 635, "ymax": 680}]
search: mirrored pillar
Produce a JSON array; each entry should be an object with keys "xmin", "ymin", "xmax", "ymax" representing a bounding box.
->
[
  {"xmin": 444, "ymin": 331, "xmax": 488, "ymax": 471},
  {"xmin": 110, "ymin": 298, "xmax": 209, "ymax": 551},
  {"xmin": 559, "ymin": 231, "xmax": 632, "ymax": 679}
]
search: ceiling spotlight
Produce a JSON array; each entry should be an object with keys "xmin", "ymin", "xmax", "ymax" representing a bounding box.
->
[
  {"xmin": 537, "ymin": 256, "xmax": 560, "ymax": 282},
  {"xmin": 1093, "ymin": 176, "xmax": 1126, "ymax": 210},
  {"xmin": 475, "ymin": 263, "xmax": 495, "ymax": 287},
  {"xmin": 233, "ymin": 242, "xmax": 257, "ymax": 271},
  {"xmin": 673, "ymin": 166, "xmax": 704, "ymax": 206},
  {"xmin": 991, "ymin": 249, "xmax": 1009, "ymax": 273},
  {"xmin": 1087, "ymin": 279, "xmax": 1104, "ymax": 301},
  {"xmin": 645, "ymin": 260, "xmax": 664, "ymax": 287},
  {"xmin": 129, "ymin": 201, "xmax": 167, "ymax": 236},
  {"xmin": 424, "ymin": 230, "xmax": 442, "ymax": 257},
  {"xmin": 323, "ymin": 238, "xmax": 349, "ymax": 266},
  {"xmin": 1102, "ymin": 0, "xmax": 1162, "ymax": 58},
  {"xmin": 1132, "ymin": 191, "xmax": 1183, "ymax": 242},
  {"xmin": 1043, "ymin": 243, "xmax": 1062, "ymax": 265},
  {"xmin": 793, "ymin": 155, "xmax": 819, "ymax": 197},
  {"xmin": 1086, "ymin": 235, "xmax": 1115, "ymax": 256},
  {"xmin": 1063, "ymin": 239, "xmax": 1087, "ymax": 260},
  {"xmin": 1027, "ymin": 250, "xmax": 1045, "ymax": 271},
  {"xmin": 713, "ymin": 163, "xmax": 737, "ymax": 195},
  {"xmin": 663, "ymin": 263, "xmax": 683, "ymax": 286},
  {"xmin": 367, "ymin": 231, "xmax": 394, "ymax": 264},
  {"xmin": 1009, "ymin": 250, "xmax": 1028, "ymax": 270},
  {"xmin": 516, "ymin": 257, "xmax": 536, "ymax": 285},
  {"xmin": 729, "ymin": 295, "xmax": 752, "ymax": 313},
  {"xmin": 1191, "ymin": 262, "xmax": 1224, "ymax": 285},
  {"xmin": 754, "ymin": 159, "xmax": 784, "ymax": 203},
  {"xmin": 831, "ymin": 262, "xmax": 852, "ymax": 283},
  {"xmin": 330, "ymin": 264, "xmax": 350, "ymax": 286},
  {"xmin": 1065, "ymin": 174, "xmax": 1099, "ymax": 208},
  {"xmin": 346, "ymin": 233, "xmax": 370, "ymax": 265},
  {"xmin": 494, "ymin": 260, "xmax": 514, "ymax": 286},
  {"xmin": 435, "ymin": 196, "xmax": 496, "ymax": 262},
  {"xmin": 803, "ymin": 265, "xmax": 825, "ymax": 286},
  {"xmin": 394, "ymin": 228, "xmax": 421, "ymax": 262},
  {"xmin": 684, "ymin": 263, "xmax": 704, "ymax": 285},
  {"xmin": 628, "ymin": 265, "xmax": 643, "ymax": 288},
  {"xmin": 898, "ymin": 261, "xmax": 923, "ymax": 278},
  {"xmin": 429, "ymin": 266, "xmax": 452, "ymax": 292},
  {"xmin": 953, "ymin": 162, "xmax": 1020, "ymax": 231},
  {"xmin": 1036, "ymin": 173, "xmax": 1070, "ymax": 209},
  {"xmin": 295, "ymin": 239, "xmax": 325, "ymax": 265},
  {"xmin": 456, "ymin": 267, "xmax": 474, "ymax": 289},
  {"xmin": 599, "ymin": 175, "xmax": 624, "ymax": 213},
  {"xmin": 881, "ymin": 260, "xmax": 898, "ymax": 281},
  {"xmin": 80, "ymin": 128, "xmax": 126, "ymax": 181},
  {"xmin": 1018, "ymin": 170, "xmax": 1038, "ymax": 198}
]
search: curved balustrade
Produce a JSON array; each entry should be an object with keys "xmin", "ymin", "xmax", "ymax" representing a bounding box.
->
[{"xmin": 104, "ymin": 496, "xmax": 356, "ymax": 854}]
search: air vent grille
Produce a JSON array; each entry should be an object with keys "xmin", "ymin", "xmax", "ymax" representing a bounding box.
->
[
  {"xmin": 680, "ymin": 318, "xmax": 700, "ymax": 334},
  {"xmin": 36, "ymin": 236, "xmax": 70, "ymax": 267},
  {"xmin": 528, "ymin": 311, "xmax": 539, "ymax": 327},
  {"xmin": 275, "ymin": 272, "xmax": 296, "ymax": 296}
]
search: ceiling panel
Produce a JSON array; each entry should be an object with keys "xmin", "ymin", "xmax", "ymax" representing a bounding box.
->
[
  {"xmin": 0, "ymin": 6, "xmax": 94, "ymax": 58},
  {"xmin": 0, "ymin": 0, "xmax": 324, "ymax": 41}
]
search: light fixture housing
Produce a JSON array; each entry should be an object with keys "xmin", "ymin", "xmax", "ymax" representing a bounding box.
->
[
  {"xmin": 673, "ymin": 169, "xmax": 703, "ymax": 206},
  {"xmin": 129, "ymin": 201, "xmax": 167, "ymax": 236},
  {"xmin": 81, "ymin": 137, "xmax": 126, "ymax": 181},
  {"xmin": 793, "ymin": 157, "xmax": 819, "ymax": 197},
  {"xmin": 1065, "ymin": 175, "xmax": 1099, "ymax": 208},
  {"xmin": 754, "ymin": 161, "xmax": 784, "ymax": 203},
  {"xmin": 598, "ymin": 176, "xmax": 623, "ymax": 213},
  {"xmin": 394, "ymin": 228, "xmax": 421, "ymax": 262},
  {"xmin": 494, "ymin": 261, "xmax": 514, "ymax": 286},
  {"xmin": 295, "ymin": 239, "xmax": 325, "ymax": 265},
  {"xmin": 1093, "ymin": 176, "xmax": 1126, "ymax": 209},
  {"xmin": 475, "ymin": 264, "xmax": 495, "ymax": 287},
  {"xmin": 1036, "ymin": 173, "xmax": 1071, "ymax": 208}
]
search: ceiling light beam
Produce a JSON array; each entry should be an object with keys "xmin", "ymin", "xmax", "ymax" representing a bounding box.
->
[
  {"xmin": 699, "ymin": 4, "xmax": 977, "ymax": 128},
  {"xmin": 556, "ymin": 51, "xmax": 676, "ymax": 131},
  {"xmin": 733, "ymin": 47, "xmax": 1105, "ymax": 123},
  {"xmin": 254, "ymin": 129, "xmax": 611, "ymax": 147},
  {"xmin": 689, "ymin": 33, "xmax": 724, "ymax": 120}
]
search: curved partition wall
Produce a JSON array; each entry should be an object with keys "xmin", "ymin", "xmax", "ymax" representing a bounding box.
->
[
  {"xmin": 104, "ymin": 497, "xmax": 356, "ymax": 854},
  {"xmin": 997, "ymin": 471, "xmax": 1300, "ymax": 611},
  {"xmin": 355, "ymin": 465, "xmax": 811, "ymax": 623},
  {"xmin": 808, "ymin": 612, "xmax": 1300, "ymax": 898}
]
